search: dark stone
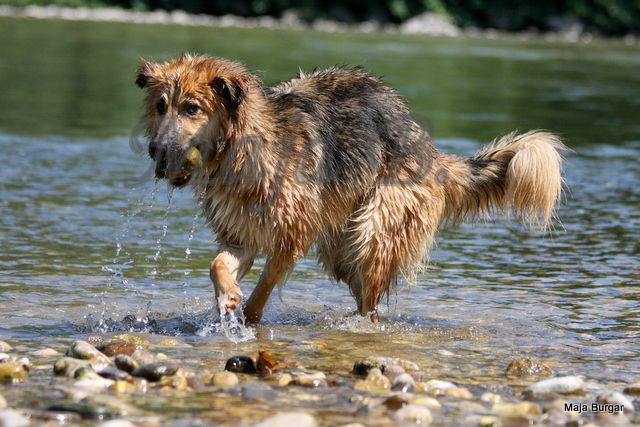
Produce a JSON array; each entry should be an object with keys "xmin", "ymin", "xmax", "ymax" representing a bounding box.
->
[
  {"xmin": 131, "ymin": 362, "xmax": 178, "ymax": 382},
  {"xmin": 114, "ymin": 355, "xmax": 138, "ymax": 373},
  {"xmin": 98, "ymin": 366, "xmax": 131, "ymax": 381},
  {"xmin": 241, "ymin": 381, "xmax": 277, "ymax": 401},
  {"xmin": 46, "ymin": 401, "xmax": 113, "ymax": 420},
  {"xmin": 225, "ymin": 355, "xmax": 256, "ymax": 374}
]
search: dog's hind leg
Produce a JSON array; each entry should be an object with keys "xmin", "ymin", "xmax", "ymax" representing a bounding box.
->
[{"xmin": 210, "ymin": 244, "xmax": 255, "ymax": 313}]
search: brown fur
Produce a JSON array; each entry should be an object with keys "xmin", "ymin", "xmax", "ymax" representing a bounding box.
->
[{"xmin": 136, "ymin": 54, "xmax": 567, "ymax": 322}]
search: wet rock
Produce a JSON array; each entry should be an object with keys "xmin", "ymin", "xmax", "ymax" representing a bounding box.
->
[
  {"xmin": 131, "ymin": 361, "xmax": 178, "ymax": 382},
  {"xmin": 392, "ymin": 373, "xmax": 416, "ymax": 392},
  {"xmin": 114, "ymin": 355, "xmax": 138, "ymax": 373},
  {"xmin": 99, "ymin": 366, "xmax": 131, "ymax": 381},
  {"xmin": 526, "ymin": 376, "xmax": 585, "ymax": 399},
  {"xmin": 420, "ymin": 379, "xmax": 456, "ymax": 394},
  {"xmin": 506, "ymin": 357, "xmax": 553, "ymax": 377},
  {"xmin": 158, "ymin": 369, "xmax": 188, "ymax": 390},
  {"xmin": 31, "ymin": 348, "xmax": 60, "ymax": 357},
  {"xmin": 225, "ymin": 355, "xmax": 256, "ymax": 374},
  {"xmin": 242, "ymin": 382, "xmax": 277, "ymax": 402},
  {"xmin": 353, "ymin": 356, "xmax": 419, "ymax": 376},
  {"xmin": 384, "ymin": 394, "xmax": 410, "ymax": 410},
  {"xmin": 110, "ymin": 380, "xmax": 137, "ymax": 394},
  {"xmin": 0, "ymin": 409, "xmax": 29, "ymax": 427},
  {"xmin": 98, "ymin": 340, "xmax": 138, "ymax": 357},
  {"xmin": 47, "ymin": 400, "xmax": 114, "ymax": 420},
  {"xmin": 411, "ymin": 396, "xmax": 442, "ymax": 410},
  {"xmin": 74, "ymin": 374, "xmax": 115, "ymax": 393},
  {"xmin": 278, "ymin": 373, "xmax": 292, "ymax": 387},
  {"xmin": 254, "ymin": 412, "xmax": 316, "ymax": 427},
  {"xmin": 158, "ymin": 338, "xmax": 182, "ymax": 347},
  {"xmin": 54, "ymin": 357, "xmax": 92, "ymax": 378},
  {"xmin": 212, "ymin": 371, "xmax": 239, "ymax": 389},
  {"xmin": 293, "ymin": 372, "xmax": 328, "ymax": 388},
  {"xmin": 392, "ymin": 404, "xmax": 432, "ymax": 425},
  {"xmin": 382, "ymin": 365, "xmax": 405, "ymax": 382},
  {"xmin": 109, "ymin": 334, "xmax": 149, "ymax": 348},
  {"xmin": 481, "ymin": 392, "xmax": 501, "ymax": 404},
  {"xmin": 495, "ymin": 402, "xmax": 542, "ymax": 421},
  {"xmin": 0, "ymin": 342, "xmax": 11, "ymax": 352},
  {"xmin": 0, "ymin": 362, "xmax": 28, "ymax": 384},
  {"xmin": 597, "ymin": 391, "xmax": 634, "ymax": 413},
  {"xmin": 130, "ymin": 349, "xmax": 155, "ymax": 366},
  {"xmin": 443, "ymin": 386, "xmax": 472, "ymax": 399},
  {"xmin": 354, "ymin": 368, "xmax": 391, "ymax": 392},
  {"xmin": 624, "ymin": 383, "xmax": 640, "ymax": 395},
  {"xmin": 0, "ymin": 395, "xmax": 5, "ymax": 409},
  {"xmin": 66, "ymin": 341, "xmax": 110, "ymax": 371}
]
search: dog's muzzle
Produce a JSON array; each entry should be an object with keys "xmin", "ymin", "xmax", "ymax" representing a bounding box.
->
[{"xmin": 150, "ymin": 143, "xmax": 202, "ymax": 188}]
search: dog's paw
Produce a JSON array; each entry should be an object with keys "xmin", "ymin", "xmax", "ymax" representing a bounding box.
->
[{"xmin": 217, "ymin": 285, "xmax": 243, "ymax": 313}]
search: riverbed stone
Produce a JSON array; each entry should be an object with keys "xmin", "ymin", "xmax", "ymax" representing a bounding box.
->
[
  {"xmin": 353, "ymin": 356, "xmax": 419, "ymax": 376},
  {"xmin": 98, "ymin": 366, "xmax": 131, "ymax": 381},
  {"xmin": 411, "ymin": 396, "xmax": 442, "ymax": 410},
  {"xmin": 623, "ymin": 383, "xmax": 640, "ymax": 395},
  {"xmin": 495, "ymin": 402, "xmax": 542, "ymax": 420},
  {"xmin": 31, "ymin": 348, "xmax": 60, "ymax": 357},
  {"xmin": 212, "ymin": 371, "xmax": 239, "ymax": 389},
  {"xmin": 277, "ymin": 373, "xmax": 292, "ymax": 387},
  {"xmin": 225, "ymin": 355, "xmax": 257, "ymax": 374},
  {"xmin": 131, "ymin": 361, "xmax": 178, "ymax": 382},
  {"xmin": 54, "ymin": 357, "xmax": 92, "ymax": 377},
  {"xmin": 66, "ymin": 341, "xmax": 110, "ymax": 371},
  {"xmin": 382, "ymin": 365, "xmax": 405, "ymax": 382},
  {"xmin": 392, "ymin": 373, "xmax": 416, "ymax": 392},
  {"xmin": 47, "ymin": 400, "xmax": 114, "ymax": 420},
  {"xmin": 114, "ymin": 355, "xmax": 138, "ymax": 373},
  {"xmin": 526, "ymin": 376, "xmax": 585, "ymax": 399},
  {"xmin": 0, "ymin": 342, "xmax": 11, "ymax": 352},
  {"xmin": 254, "ymin": 412, "xmax": 317, "ymax": 427},
  {"xmin": 597, "ymin": 391, "xmax": 634, "ymax": 413},
  {"xmin": 0, "ymin": 362, "xmax": 28, "ymax": 384},
  {"xmin": 242, "ymin": 382, "xmax": 277, "ymax": 402},
  {"xmin": 130, "ymin": 349, "xmax": 155, "ymax": 366},
  {"xmin": 293, "ymin": 372, "xmax": 328, "ymax": 388},
  {"xmin": 99, "ymin": 340, "xmax": 138, "ymax": 357},
  {"xmin": 506, "ymin": 357, "xmax": 553, "ymax": 377},
  {"xmin": 392, "ymin": 404, "xmax": 432, "ymax": 425},
  {"xmin": 0, "ymin": 409, "xmax": 29, "ymax": 427},
  {"xmin": 158, "ymin": 369, "xmax": 188, "ymax": 390},
  {"xmin": 354, "ymin": 368, "xmax": 391, "ymax": 392}
]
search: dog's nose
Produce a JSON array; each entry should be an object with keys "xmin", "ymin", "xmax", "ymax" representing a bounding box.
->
[{"xmin": 148, "ymin": 141, "xmax": 158, "ymax": 159}]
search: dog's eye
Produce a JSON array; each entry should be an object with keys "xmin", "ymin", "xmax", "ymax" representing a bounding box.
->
[
  {"xmin": 184, "ymin": 103, "xmax": 200, "ymax": 117},
  {"xmin": 156, "ymin": 99, "xmax": 167, "ymax": 115}
]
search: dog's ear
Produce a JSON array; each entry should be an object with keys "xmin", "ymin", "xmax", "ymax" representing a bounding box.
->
[
  {"xmin": 135, "ymin": 60, "xmax": 160, "ymax": 88},
  {"xmin": 210, "ymin": 76, "xmax": 246, "ymax": 114}
]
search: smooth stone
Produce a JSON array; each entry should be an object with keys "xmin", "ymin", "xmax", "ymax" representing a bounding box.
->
[
  {"xmin": 66, "ymin": 341, "xmax": 110, "ymax": 371},
  {"xmin": 114, "ymin": 355, "xmax": 138, "ymax": 373},
  {"xmin": 158, "ymin": 338, "xmax": 182, "ymax": 346},
  {"xmin": 46, "ymin": 401, "xmax": 113, "ymax": 420},
  {"xmin": 354, "ymin": 368, "xmax": 391, "ymax": 392},
  {"xmin": 597, "ymin": 391, "xmax": 634, "ymax": 413},
  {"xmin": 131, "ymin": 362, "xmax": 178, "ymax": 382},
  {"xmin": 481, "ymin": 392, "xmax": 501, "ymax": 404},
  {"xmin": 526, "ymin": 376, "xmax": 585, "ymax": 399},
  {"xmin": 278, "ymin": 373, "xmax": 292, "ymax": 387},
  {"xmin": 109, "ymin": 334, "xmax": 149, "ymax": 347},
  {"xmin": 31, "ymin": 348, "xmax": 60, "ymax": 357},
  {"xmin": 411, "ymin": 396, "xmax": 442, "ymax": 410},
  {"xmin": 353, "ymin": 356, "xmax": 419, "ymax": 376},
  {"xmin": 0, "ymin": 342, "xmax": 11, "ymax": 352},
  {"xmin": 212, "ymin": 371, "xmax": 239, "ymax": 389},
  {"xmin": 293, "ymin": 372, "xmax": 328, "ymax": 388},
  {"xmin": 495, "ymin": 402, "xmax": 542, "ymax": 420},
  {"xmin": 53, "ymin": 357, "xmax": 91, "ymax": 378},
  {"xmin": 420, "ymin": 379, "xmax": 457, "ymax": 394},
  {"xmin": 225, "ymin": 355, "xmax": 256, "ymax": 374},
  {"xmin": 74, "ymin": 376, "xmax": 115, "ymax": 393},
  {"xmin": 0, "ymin": 362, "xmax": 28, "ymax": 384},
  {"xmin": 99, "ymin": 366, "xmax": 131, "ymax": 381},
  {"xmin": 382, "ymin": 365, "xmax": 405, "ymax": 382},
  {"xmin": 0, "ymin": 395, "xmax": 5, "ymax": 409},
  {"xmin": 254, "ymin": 412, "xmax": 317, "ymax": 427},
  {"xmin": 392, "ymin": 373, "xmax": 416, "ymax": 392},
  {"xmin": 392, "ymin": 404, "xmax": 432, "ymax": 425},
  {"xmin": 0, "ymin": 409, "xmax": 29, "ymax": 427},
  {"xmin": 130, "ymin": 349, "xmax": 155, "ymax": 366},
  {"xmin": 241, "ymin": 382, "xmax": 277, "ymax": 401},
  {"xmin": 506, "ymin": 357, "xmax": 553, "ymax": 377},
  {"xmin": 443, "ymin": 386, "xmax": 472, "ymax": 399},
  {"xmin": 623, "ymin": 383, "xmax": 640, "ymax": 395},
  {"xmin": 99, "ymin": 341, "xmax": 138, "ymax": 357},
  {"xmin": 158, "ymin": 370, "xmax": 188, "ymax": 390},
  {"xmin": 384, "ymin": 394, "xmax": 410, "ymax": 410}
]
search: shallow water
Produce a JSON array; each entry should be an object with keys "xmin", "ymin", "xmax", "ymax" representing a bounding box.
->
[{"xmin": 0, "ymin": 16, "xmax": 639, "ymax": 426}]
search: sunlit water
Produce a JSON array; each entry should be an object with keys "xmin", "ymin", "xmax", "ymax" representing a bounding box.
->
[{"xmin": 0, "ymin": 16, "xmax": 638, "ymax": 425}]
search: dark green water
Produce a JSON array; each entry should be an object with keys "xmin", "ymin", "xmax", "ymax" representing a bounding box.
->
[{"xmin": 0, "ymin": 16, "xmax": 639, "ymax": 425}]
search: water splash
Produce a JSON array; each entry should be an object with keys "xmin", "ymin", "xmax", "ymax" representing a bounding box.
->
[
  {"xmin": 218, "ymin": 303, "xmax": 255, "ymax": 343},
  {"xmin": 149, "ymin": 186, "xmax": 175, "ymax": 277},
  {"xmin": 181, "ymin": 201, "xmax": 202, "ymax": 294}
]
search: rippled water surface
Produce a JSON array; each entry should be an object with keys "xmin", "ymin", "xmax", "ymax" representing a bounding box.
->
[{"xmin": 0, "ymin": 16, "xmax": 639, "ymax": 426}]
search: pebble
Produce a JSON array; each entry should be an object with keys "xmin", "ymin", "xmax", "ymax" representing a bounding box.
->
[
  {"xmin": 74, "ymin": 375, "xmax": 115, "ymax": 393},
  {"xmin": 443, "ymin": 387, "xmax": 473, "ymax": 399},
  {"xmin": 623, "ymin": 383, "xmax": 640, "ymax": 395},
  {"xmin": 0, "ymin": 362, "xmax": 28, "ymax": 384},
  {"xmin": 242, "ymin": 382, "xmax": 277, "ymax": 401},
  {"xmin": 212, "ymin": 371, "xmax": 239, "ymax": 388},
  {"xmin": 158, "ymin": 370, "xmax": 188, "ymax": 391},
  {"xmin": 130, "ymin": 349, "xmax": 156, "ymax": 366},
  {"xmin": 420, "ymin": 379, "xmax": 456, "ymax": 395},
  {"xmin": 481, "ymin": 392, "xmax": 501, "ymax": 404},
  {"xmin": 99, "ymin": 366, "xmax": 132, "ymax": 381},
  {"xmin": 66, "ymin": 341, "xmax": 111, "ymax": 371},
  {"xmin": 354, "ymin": 368, "xmax": 391, "ymax": 393},
  {"xmin": 277, "ymin": 373, "xmax": 292, "ymax": 387},
  {"xmin": 99, "ymin": 340, "xmax": 138, "ymax": 357},
  {"xmin": 382, "ymin": 365, "xmax": 405, "ymax": 382},
  {"xmin": 54, "ymin": 357, "xmax": 92, "ymax": 378},
  {"xmin": 384, "ymin": 394, "xmax": 410, "ymax": 410},
  {"xmin": 0, "ymin": 409, "xmax": 29, "ymax": 427},
  {"xmin": 0, "ymin": 395, "xmax": 5, "ymax": 408},
  {"xmin": 506, "ymin": 357, "xmax": 553, "ymax": 377},
  {"xmin": 495, "ymin": 402, "xmax": 542, "ymax": 420},
  {"xmin": 131, "ymin": 362, "xmax": 178, "ymax": 382},
  {"xmin": 597, "ymin": 391, "xmax": 634, "ymax": 413},
  {"xmin": 114, "ymin": 355, "xmax": 139, "ymax": 373},
  {"xmin": 293, "ymin": 372, "xmax": 328, "ymax": 388},
  {"xmin": 526, "ymin": 376, "xmax": 585, "ymax": 399},
  {"xmin": 225, "ymin": 355, "xmax": 257, "ymax": 374},
  {"xmin": 158, "ymin": 338, "xmax": 183, "ymax": 347},
  {"xmin": 0, "ymin": 342, "xmax": 11, "ymax": 352},
  {"xmin": 353, "ymin": 356, "xmax": 419, "ymax": 376},
  {"xmin": 254, "ymin": 412, "xmax": 317, "ymax": 427},
  {"xmin": 392, "ymin": 404, "xmax": 432, "ymax": 425},
  {"xmin": 392, "ymin": 373, "xmax": 416, "ymax": 392},
  {"xmin": 47, "ymin": 400, "xmax": 114, "ymax": 420},
  {"xmin": 31, "ymin": 348, "xmax": 60, "ymax": 357},
  {"xmin": 412, "ymin": 396, "xmax": 442, "ymax": 410}
]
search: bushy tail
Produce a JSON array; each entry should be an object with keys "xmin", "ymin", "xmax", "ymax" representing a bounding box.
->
[{"xmin": 441, "ymin": 130, "xmax": 567, "ymax": 228}]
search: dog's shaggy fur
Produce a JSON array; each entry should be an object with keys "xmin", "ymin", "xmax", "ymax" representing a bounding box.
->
[{"xmin": 136, "ymin": 54, "xmax": 566, "ymax": 323}]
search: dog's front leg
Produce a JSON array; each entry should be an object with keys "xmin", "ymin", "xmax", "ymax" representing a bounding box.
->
[
  {"xmin": 243, "ymin": 253, "xmax": 295, "ymax": 323},
  {"xmin": 210, "ymin": 245, "xmax": 254, "ymax": 313}
]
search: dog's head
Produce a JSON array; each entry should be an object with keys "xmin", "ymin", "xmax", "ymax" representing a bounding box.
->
[{"xmin": 135, "ymin": 54, "xmax": 256, "ymax": 187}]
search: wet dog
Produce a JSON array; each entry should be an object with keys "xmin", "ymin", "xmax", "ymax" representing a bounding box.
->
[{"xmin": 135, "ymin": 54, "xmax": 566, "ymax": 323}]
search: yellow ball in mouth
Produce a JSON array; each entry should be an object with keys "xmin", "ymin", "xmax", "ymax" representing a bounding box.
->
[
  {"xmin": 183, "ymin": 146, "xmax": 203, "ymax": 172},
  {"xmin": 155, "ymin": 146, "xmax": 202, "ymax": 183}
]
